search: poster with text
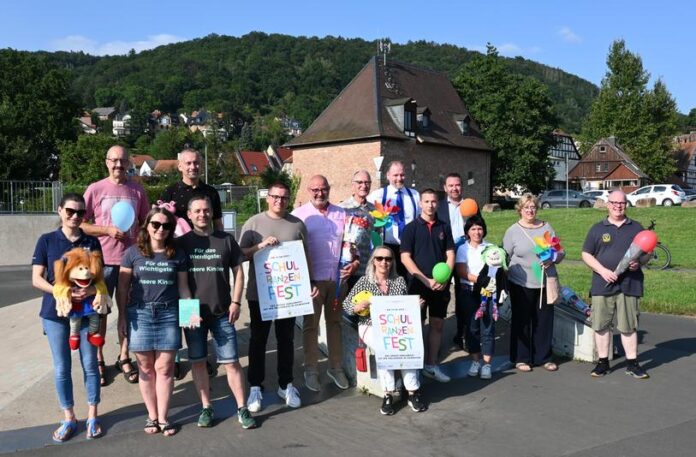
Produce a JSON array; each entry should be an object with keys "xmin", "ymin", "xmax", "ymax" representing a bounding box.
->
[
  {"xmin": 370, "ymin": 295, "xmax": 424, "ymax": 370},
  {"xmin": 254, "ymin": 240, "xmax": 314, "ymax": 321}
]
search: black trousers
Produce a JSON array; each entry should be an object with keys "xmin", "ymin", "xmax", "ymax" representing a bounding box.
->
[
  {"xmin": 509, "ymin": 282, "xmax": 554, "ymax": 366},
  {"xmin": 247, "ymin": 300, "xmax": 296, "ymax": 390}
]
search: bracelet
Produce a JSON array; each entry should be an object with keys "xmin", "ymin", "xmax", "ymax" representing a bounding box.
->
[{"xmin": 231, "ymin": 301, "xmax": 241, "ymax": 306}]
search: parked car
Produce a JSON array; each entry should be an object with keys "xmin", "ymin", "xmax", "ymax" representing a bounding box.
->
[
  {"xmin": 683, "ymin": 189, "xmax": 696, "ymax": 202},
  {"xmin": 584, "ymin": 190, "xmax": 611, "ymax": 202},
  {"xmin": 626, "ymin": 184, "xmax": 686, "ymax": 206},
  {"xmin": 539, "ymin": 190, "xmax": 597, "ymax": 208}
]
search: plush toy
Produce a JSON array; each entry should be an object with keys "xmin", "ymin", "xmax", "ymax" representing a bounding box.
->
[
  {"xmin": 155, "ymin": 200, "xmax": 191, "ymax": 237},
  {"xmin": 473, "ymin": 244, "xmax": 508, "ymax": 321},
  {"xmin": 53, "ymin": 248, "xmax": 112, "ymax": 350}
]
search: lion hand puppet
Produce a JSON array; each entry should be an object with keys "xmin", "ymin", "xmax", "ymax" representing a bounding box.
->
[{"xmin": 53, "ymin": 248, "xmax": 112, "ymax": 350}]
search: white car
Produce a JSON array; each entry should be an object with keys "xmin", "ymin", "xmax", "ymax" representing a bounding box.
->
[
  {"xmin": 627, "ymin": 184, "xmax": 686, "ymax": 206},
  {"xmin": 584, "ymin": 190, "xmax": 611, "ymax": 202}
]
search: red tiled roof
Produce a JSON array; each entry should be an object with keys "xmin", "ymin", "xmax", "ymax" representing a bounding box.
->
[
  {"xmin": 153, "ymin": 160, "xmax": 178, "ymax": 173},
  {"xmin": 131, "ymin": 154, "xmax": 155, "ymax": 167},
  {"xmin": 276, "ymin": 147, "xmax": 293, "ymax": 163},
  {"xmin": 237, "ymin": 150, "xmax": 271, "ymax": 176}
]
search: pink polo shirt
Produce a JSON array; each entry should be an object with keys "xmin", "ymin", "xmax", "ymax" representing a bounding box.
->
[{"xmin": 291, "ymin": 202, "xmax": 345, "ymax": 281}]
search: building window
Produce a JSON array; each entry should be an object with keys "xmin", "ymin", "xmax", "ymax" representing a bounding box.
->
[
  {"xmin": 417, "ymin": 113, "xmax": 429, "ymax": 128},
  {"xmin": 599, "ymin": 146, "xmax": 606, "ymax": 154},
  {"xmin": 457, "ymin": 119, "xmax": 470, "ymax": 136},
  {"xmin": 595, "ymin": 163, "xmax": 602, "ymax": 172},
  {"xmin": 404, "ymin": 110, "xmax": 416, "ymax": 137},
  {"xmin": 603, "ymin": 163, "xmax": 609, "ymax": 172}
]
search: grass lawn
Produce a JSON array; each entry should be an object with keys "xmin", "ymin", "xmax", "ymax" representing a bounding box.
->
[{"xmin": 481, "ymin": 206, "xmax": 696, "ymax": 316}]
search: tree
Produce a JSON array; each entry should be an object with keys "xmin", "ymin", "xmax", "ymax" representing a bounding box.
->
[
  {"xmin": 453, "ymin": 45, "xmax": 558, "ymax": 194},
  {"xmin": 59, "ymin": 134, "xmax": 123, "ymax": 185},
  {"xmin": 579, "ymin": 40, "xmax": 679, "ymax": 181},
  {"xmin": 0, "ymin": 50, "xmax": 78, "ymax": 180}
]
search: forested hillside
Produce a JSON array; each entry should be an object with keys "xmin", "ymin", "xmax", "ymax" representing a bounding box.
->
[{"xmin": 40, "ymin": 32, "xmax": 599, "ymax": 133}]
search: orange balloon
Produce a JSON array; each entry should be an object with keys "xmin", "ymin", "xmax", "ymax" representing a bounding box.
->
[{"xmin": 459, "ymin": 198, "xmax": 478, "ymax": 217}]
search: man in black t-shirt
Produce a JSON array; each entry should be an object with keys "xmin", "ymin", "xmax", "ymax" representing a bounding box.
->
[
  {"xmin": 177, "ymin": 195, "xmax": 256, "ymax": 429},
  {"xmin": 160, "ymin": 148, "xmax": 223, "ymax": 231}
]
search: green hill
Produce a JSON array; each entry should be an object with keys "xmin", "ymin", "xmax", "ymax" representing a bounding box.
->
[{"xmin": 40, "ymin": 32, "xmax": 599, "ymax": 133}]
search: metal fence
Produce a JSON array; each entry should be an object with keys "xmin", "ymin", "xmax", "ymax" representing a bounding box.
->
[
  {"xmin": 214, "ymin": 184, "xmax": 261, "ymax": 213},
  {"xmin": 0, "ymin": 181, "xmax": 63, "ymax": 214}
]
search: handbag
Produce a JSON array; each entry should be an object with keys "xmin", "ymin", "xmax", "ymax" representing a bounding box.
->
[
  {"xmin": 545, "ymin": 274, "xmax": 561, "ymax": 305},
  {"xmin": 355, "ymin": 325, "xmax": 370, "ymax": 372}
]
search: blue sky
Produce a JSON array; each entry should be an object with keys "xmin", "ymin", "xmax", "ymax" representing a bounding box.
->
[{"xmin": 2, "ymin": 0, "xmax": 693, "ymax": 114}]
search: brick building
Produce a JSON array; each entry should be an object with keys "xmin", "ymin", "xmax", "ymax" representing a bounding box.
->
[{"xmin": 285, "ymin": 56, "xmax": 492, "ymax": 206}]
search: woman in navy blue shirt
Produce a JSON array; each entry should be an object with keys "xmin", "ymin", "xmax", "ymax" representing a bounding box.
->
[{"xmin": 31, "ymin": 193, "xmax": 104, "ymax": 441}]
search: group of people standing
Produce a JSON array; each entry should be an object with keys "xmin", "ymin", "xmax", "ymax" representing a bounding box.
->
[{"xmin": 31, "ymin": 147, "xmax": 649, "ymax": 440}]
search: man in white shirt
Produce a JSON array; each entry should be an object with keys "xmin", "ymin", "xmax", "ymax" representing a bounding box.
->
[{"xmin": 367, "ymin": 161, "xmax": 420, "ymax": 276}]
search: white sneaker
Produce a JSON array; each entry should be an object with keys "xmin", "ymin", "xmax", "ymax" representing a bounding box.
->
[
  {"xmin": 422, "ymin": 365, "xmax": 451, "ymax": 383},
  {"xmin": 480, "ymin": 363, "xmax": 492, "ymax": 380},
  {"xmin": 468, "ymin": 360, "xmax": 481, "ymax": 377},
  {"xmin": 247, "ymin": 386, "xmax": 263, "ymax": 413},
  {"xmin": 278, "ymin": 383, "xmax": 301, "ymax": 408}
]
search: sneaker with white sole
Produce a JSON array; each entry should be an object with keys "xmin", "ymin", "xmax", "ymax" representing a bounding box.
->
[
  {"xmin": 278, "ymin": 383, "xmax": 301, "ymax": 408},
  {"xmin": 237, "ymin": 407, "xmax": 257, "ymax": 429},
  {"xmin": 422, "ymin": 365, "xmax": 450, "ymax": 383},
  {"xmin": 407, "ymin": 391, "xmax": 427, "ymax": 412},
  {"xmin": 247, "ymin": 386, "xmax": 263, "ymax": 413},
  {"xmin": 468, "ymin": 360, "xmax": 481, "ymax": 377},
  {"xmin": 480, "ymin": 363, "xmax": 492, "ymax": 380},
  {"xmin": 327, "ymin": 368, "xmax": 349, "ymax": 390},
  {"xmin": 304, "ymin": 371, "xmax": 321, "ymax": 392}
]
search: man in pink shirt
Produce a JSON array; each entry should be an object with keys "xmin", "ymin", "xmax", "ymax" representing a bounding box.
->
[
  {"xmin": 82, "ymin": 145, "xmax": 150, "ymax": 385},
  {"xmin": 292, "ymin": 175, "xmax": 356, "ymax": 392}
]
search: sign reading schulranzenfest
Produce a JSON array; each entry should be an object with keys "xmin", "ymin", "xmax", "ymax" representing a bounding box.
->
[
  {"xmin": 254, "ymin": 240, "xmax": 313, "ymax": 321},
  {"xmin": 370, "ymin": 295, "xmax": 424, "ymax": 370}
]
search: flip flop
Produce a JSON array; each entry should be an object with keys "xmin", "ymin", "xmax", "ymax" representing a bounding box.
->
[
  {"xmin": 544, "ymin": 362, "xmax": 559, "ymax": 372},
  {"xmin": 52, "ymin": 419, "xmax": 77, "ymax": 442},
  {"xmin": 515, "ymin": 363, "xmax": 532, "ymax": 372},
  {"xmin": 86, "ymin": 418, "xmax": 102, "ymax": 439}
]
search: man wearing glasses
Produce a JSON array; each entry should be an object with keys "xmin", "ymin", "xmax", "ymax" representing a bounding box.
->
[
  {"xmin": 292, "ymin": 175, "xmax": 353, "ymax": 392},
  {"xmin": 339, "ymin": 170, "xmax": 376, "ymax": 290},
  {"xmin": 582, "ymin": 190, "xmax": 649, "ymax": 379},
  {"xmin": 82, "ymin": 145, "xmax": 150, "ymax": 386},
  {"xmin": 239, "ymin": 182, "xmax": 313, "ymax": 412}
]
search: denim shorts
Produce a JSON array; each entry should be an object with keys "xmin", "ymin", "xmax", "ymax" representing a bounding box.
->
[
  {"xmin": 127, "ymin": 302, "xmax": 182, "ymax": 352},
  {"xmin": 183, "ymin": 315, "xmax": 239, "ymax": 363}
]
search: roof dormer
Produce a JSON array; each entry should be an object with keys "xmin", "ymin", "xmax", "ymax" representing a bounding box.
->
[{"xmin": 386, "ymin": 98, "xmax": 417, "ymax": 138}]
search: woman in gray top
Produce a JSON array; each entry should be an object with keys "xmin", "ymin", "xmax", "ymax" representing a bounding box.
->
[{"xmin": 503, "ymin": 194, "xmax": 564, "ymax": 372}]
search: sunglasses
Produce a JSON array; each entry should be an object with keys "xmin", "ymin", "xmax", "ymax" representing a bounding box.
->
[
  {"xmin": 64, "ymin": 208, "xmax": 86, "ymax": 218},
  {"xmin": 374, "ymin": 256, "xmax": 393, "ymax": 262},
  {"xmin": 150, "ymin": 221, "xmax": 174, "ymax": 231}
]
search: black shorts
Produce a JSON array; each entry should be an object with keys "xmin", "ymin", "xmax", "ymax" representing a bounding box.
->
[{"xmin": 409, "ymin": 280, "xmax": 450, "ymax": 321}]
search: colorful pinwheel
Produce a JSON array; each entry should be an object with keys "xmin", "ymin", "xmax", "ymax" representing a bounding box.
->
[
  {"xmin": 531, "ymin": 231, "xmax": 563, "ymax": 281},
  {"xmin": 369, "ymin": 200, "xmax": 400, "ymax": 229}
]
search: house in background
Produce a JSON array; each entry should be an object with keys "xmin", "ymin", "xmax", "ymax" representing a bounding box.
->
[
  {"xmin": 548, "ymin": 129, "xmax": 581, "ymax": 190},
  {"xmin": 673, "ymin": 132, "xmax": 696, "ymax": 189},
  {"xmin": 568, "ymin": 137, "xmax": 648, "ymax": 193},
  {"xmin": 139, "ymin": 159, "xmax": 177, "ymax": 177},
  {"xmin": 77, "ymin": 112, "xmax": 97, "ymax": 135},
  {"xmin": 129, "ymin": 154, "xmax": 155, "ymax": 176},
  {"xmin": 112, "ymin": 114, "xmax": 131, "ymax": 137},
  {"xmin": 92, "ymin": 107, "xmax": 116, "ymax": 121},
  {"xmin": 285, "ymin": 56, "xmax": 492, "ymax": 205},
  {"xmin": 266, "ymin": 146, "xmax": 294, "ymax": 175},
  {"xmin": 235, "ymin": 150, "xmax": 274, "ymax": 179}
]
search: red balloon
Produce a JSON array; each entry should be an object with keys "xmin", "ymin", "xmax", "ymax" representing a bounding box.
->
[
  {"xmin": 633, "ymin": 230, "xmax": 658, "ymax": 253},
  {"xmin": 459, "ymin": 198, "xmax": 478, "ymax": 217}
]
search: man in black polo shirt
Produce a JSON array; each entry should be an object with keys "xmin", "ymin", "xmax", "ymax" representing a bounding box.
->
[
  {"xmin": 582, "ymin": 190, "xmax": 649, "ymax": 379},
  {"xmin": 401, "ymin": 189, "xmax": 455, "ymax": 383},
  {"xmin": 160, "ymin": 148, "xmax": 223, "ymax": 231}
]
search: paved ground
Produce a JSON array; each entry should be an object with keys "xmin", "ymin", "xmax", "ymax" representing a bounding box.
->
[
  {"xmin": 2, "ymin": 288, "xmax": 695, "ymax": 457},
  {"xmin": 0, "ymin": 266, "xmax": 40, "ymax": 308}
]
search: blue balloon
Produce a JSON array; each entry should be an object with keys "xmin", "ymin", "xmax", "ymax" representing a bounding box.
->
[{"xmin": 111, "ymin": 201, "xmax": 135, "ymax": 232}]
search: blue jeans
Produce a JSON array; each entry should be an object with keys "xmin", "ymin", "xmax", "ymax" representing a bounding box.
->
[
  {"xmin": 42, "ymin": 317, "xmax": 100, "ymax": 409},
  {"xmin": 184, "ymin": 315, "xmax": 239, "ymax": 363},
  {"xmin": 457, "ymin": 286, "xmax": 496, "ymax": 357}
]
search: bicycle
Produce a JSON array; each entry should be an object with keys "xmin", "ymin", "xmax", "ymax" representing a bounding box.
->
[{"xmin": 644, "ymin": 220, "xmax": 671, "ymax": 270}]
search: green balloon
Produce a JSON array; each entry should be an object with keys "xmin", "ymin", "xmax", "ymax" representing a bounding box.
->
[{"xmin": 432, "ymin": 262, "xmax": 451, "ymax": 284}]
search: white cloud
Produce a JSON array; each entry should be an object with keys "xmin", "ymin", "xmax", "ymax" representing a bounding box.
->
[
  {"xmin": 50, "ymin": 34, "xmax": 185, "ymax": 55},
  {"xmin": 558, "ymin": 26, "xmax": 582, "ymax": 43}
]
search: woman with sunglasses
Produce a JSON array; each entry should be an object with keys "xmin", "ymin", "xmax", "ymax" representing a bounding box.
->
[
  {"xmin": 343, "ymin": 246, "xmax": 426, "ymax": 415},
  {"xmin": 32, "ymin": 193, "xmax": 104, "ymax": 441},
  {"xmin": 117, "ymin": 207, "xmax": 191, "ymax": 436}
]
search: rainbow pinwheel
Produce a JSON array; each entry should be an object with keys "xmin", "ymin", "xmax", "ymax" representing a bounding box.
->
[
  {"xmin": 369, "ymin": 200, "xmax": 400, "ymax": 229},
  {"xmin": 531, "ymin": 231, "xmax": 564, "ymax": 280}
]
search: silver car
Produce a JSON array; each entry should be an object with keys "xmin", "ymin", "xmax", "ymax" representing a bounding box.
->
[{"xmin": 539, "ymin": 190, "xmax": 597, "ymax": 208}]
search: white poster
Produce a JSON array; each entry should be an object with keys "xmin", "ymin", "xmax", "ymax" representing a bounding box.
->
[
  {"xmin": 370, "ymin": 295, "xmax": 424, "ymax": 370},
  {"xmin": 254, "ymin": 240, "xmax": 314, "ymax": 321}
]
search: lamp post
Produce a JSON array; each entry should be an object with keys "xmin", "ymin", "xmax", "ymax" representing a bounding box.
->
[{"xmin": 565, "ymin": 153, "xmax": 569, "ymax": 208}]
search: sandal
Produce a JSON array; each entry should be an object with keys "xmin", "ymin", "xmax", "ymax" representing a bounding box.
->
[
  {"xmin": 52, "ymin": 419, "xmax": 77, "ymax": 442},
  {"xmin": 159, "ymin": 421, "xmax": 177, "ymax": 437},
  {"xmin": 144, "ymin": 418, "xmax": 160, "ymax": 435},
  {"xmin": 98, "ymin": 360, "xmax": 107, "ymax": 387},
  {"xmin": 85, "ymin": 418, "xmax": 103, "ymax": 439},
  {"xmin": 544, "ymin": 362, "xmax": 559, "ymax": 372},
  {"xmin": 116, "ymin": 356, "xmax": 139, "ymax": 384},
  {"xmin": 515, "ymin": 363, "xmax": 532, "ymax": 372}
]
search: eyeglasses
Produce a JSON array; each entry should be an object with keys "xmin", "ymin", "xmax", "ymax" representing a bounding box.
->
[
  {"xmin": 107, "ymin": 158, "xmax": 130, "ymax": 164},
  {"xmin": 353, "ymin": 180, "xmax": 371, "ymax": 186},
  {"xmin": 374, "ymin": 256, "xmax": 393, "ymax": 262},
  {"xmin": 150, "ymin": 221, "xmax": 173, "ymax": 231},
  {"xmin": 310, "ymin": 188, "xmax": 329, "ymax": 194},
  {"xmin": 268, "ymin": 194, "xmax": 290, "ymax": 202},
  {"xmin": 608, "ymin": 201, "xmax": 627, "ymax": 206},
  {"xmin": 522, "ymin": 206, "xmax": 537, "ymax": 211},
  {"xmin": 64, "ymin": 208, "xmax": 86, "ymax": 218}
]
